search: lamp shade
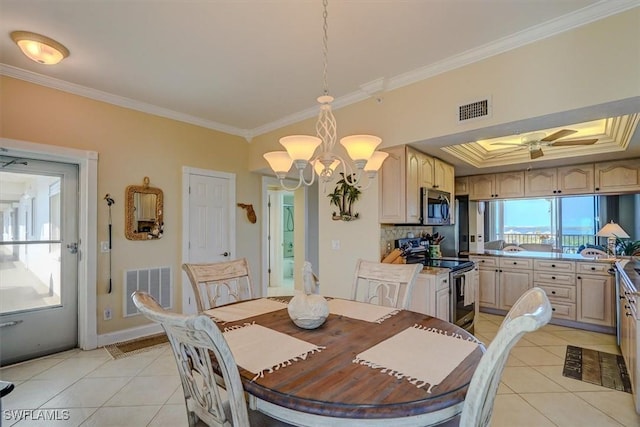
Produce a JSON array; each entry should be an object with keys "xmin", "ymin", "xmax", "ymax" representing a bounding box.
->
[
  {"xmin": 363, "ymin": 151, "xmax": 389, "ymax": 172},
  {"xmin": 596, "ymin": 221, "xmax": 629, "ymax": 238},
  {"xmin": 339, "ymin": 135, "xmax": 382, "ymax": 162},
  {"xmin": 11, "ymin": 31, "xmax": 69, "ymax": 65},
  {"xmin": 263, "ymin": 151, "xmax": 293, "ymax": 174},
  {"xmin": 279, "ymin": 135, "xmax": 321, "ymax": 162}
]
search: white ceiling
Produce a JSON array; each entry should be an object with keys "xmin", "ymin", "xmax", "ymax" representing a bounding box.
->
[{"xmin": 1, "ymin": 0, "xmax": 639, "ymax": 175}]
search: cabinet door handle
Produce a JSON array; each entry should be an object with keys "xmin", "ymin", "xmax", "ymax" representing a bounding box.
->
[
  {"xmin": 552, "ymin": 308, "xmax": 556, "ymax": 312},
  {"xmin": 577, "ymin": 276, "xmax": 581, "ymax": 280},
  {"xmin": 551, "ymin": 264, "xmax": 556, "ymax": 268},
  {"xmin": 551, "ymin": 291, "xmax": 556, "ymax": 295},
  {"xmin": 551, "ymin": 276, "xmax": 556, "ymax": 280},
  {"xmin": 591, "ymin": 267, "xmax": 596, "ymax": 271},
  {"xmin": 513, "ymin": 262, "xmax": 517, "ymax": 265}
]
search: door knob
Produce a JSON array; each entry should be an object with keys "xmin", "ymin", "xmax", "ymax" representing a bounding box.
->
[
  {"xmin": 221, "ymin": 252, "xmax": 230, "ymax": 257},
  {"xmin": 66, "ymin": 242, "xmax": 78, "ymax": 254}
]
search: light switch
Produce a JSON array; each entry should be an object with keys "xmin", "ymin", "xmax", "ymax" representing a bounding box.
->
[
  {"xmin": 331, "ymin": 240, "xmax": 340, "ymax": 250},
  {"xmin": 100, "ymin": 241, "xmax": 110, "ymax": 252}
]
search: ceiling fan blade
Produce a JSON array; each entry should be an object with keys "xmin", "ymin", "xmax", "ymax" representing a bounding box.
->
[
  {"xmin": 540, "ymin": 129, "xmax": 577, "ymax": 142},
  {"xmin": 529, "ymin": 148, "xmax": 544, "ymax": 159},
  {"xmin": 490, "ymin": 142, "xmax": 525, "ymax": 146},
  {"xmin": 549, "ymin": 138, "xmax": 598, "ymax": 147},
  {"xmin": 487, "ymin": 146, "xmax": 527, "ymax": 159}
]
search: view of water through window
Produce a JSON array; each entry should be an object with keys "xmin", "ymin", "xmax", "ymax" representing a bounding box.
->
[{"xmin": 489, "ymin": 196, "xmax": 598, "ymax": 253}]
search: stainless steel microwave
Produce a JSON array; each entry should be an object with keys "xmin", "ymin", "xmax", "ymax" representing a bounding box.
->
[{"xmin": 421, "ymin": 188, "xmax": 451, "ymax": 225}]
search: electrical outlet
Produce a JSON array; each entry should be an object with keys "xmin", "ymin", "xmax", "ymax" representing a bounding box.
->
[
  {"xmin": 100, "ymin": 241, "xmax": 110, "ymax": 253},
  {"xmin": 103, "ymin": 307, "xmax": 112, "ymax": 321}
]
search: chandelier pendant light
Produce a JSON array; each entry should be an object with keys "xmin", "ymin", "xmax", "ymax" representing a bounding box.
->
[{"xmin": 263, "ymin": 0, "xmax": 388, "ymax": 191}]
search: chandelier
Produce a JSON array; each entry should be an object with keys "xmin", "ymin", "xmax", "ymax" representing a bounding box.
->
[{"xmin": 263, "ymin": 0, "xmax": 388, "ymax": 191}]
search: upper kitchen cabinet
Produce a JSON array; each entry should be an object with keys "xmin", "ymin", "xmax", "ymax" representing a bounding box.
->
[
  {"xmin": 594, "ymin": 159, "xmax": 640, "ymax": 194},
  {"xmin": 379, "ymin": 145, "xmax": 409, "ymax": 223},
  {"xmin": 468, "ymin": 174, "xmax": 495, "ymax": 200},
  {"xmin": 468, "ymin": 172, "xmax": 524, "ymax": 200},
  {"xmin": 379, "ymin": 145, "xmax": 455, "ymax": 224},
  {"xmin": 455, "ymin": 177, "xmax": 469, "ymax": 196},
  {"xmin": 525, "ymin": 165, "xmax": 594, "ymax": 197}
]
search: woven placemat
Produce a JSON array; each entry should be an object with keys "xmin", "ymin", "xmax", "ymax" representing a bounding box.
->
[{"xmin": 103, "ymin": 333, "xmax": 169, "ymax": 359}]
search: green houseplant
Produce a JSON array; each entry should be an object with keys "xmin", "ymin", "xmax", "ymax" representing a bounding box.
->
[
  {"xmin": 328, "ymin": 173, "xmax": 361, "ymax": 221},
  {"xmin": 616, "ymin": 238, "xmax": 640, "ymax": 256}
]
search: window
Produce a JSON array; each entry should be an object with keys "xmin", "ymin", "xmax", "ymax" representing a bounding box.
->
[{"xmin": 487, "ymin": 196, "xmax": 598, "ymax": 253}]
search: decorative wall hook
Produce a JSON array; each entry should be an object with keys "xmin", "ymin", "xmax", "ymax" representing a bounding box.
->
[{"xmin": 237, "ymin": 203, "xmax": 257, "ymax": 224}]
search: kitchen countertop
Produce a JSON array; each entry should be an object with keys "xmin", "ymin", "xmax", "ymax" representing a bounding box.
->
[
  {"xmin": 466, "ymin": 249, "xmax": 617, "ymax": 263},
  {"xmin": 617, "ymin": 258, "xmax": 640, "ymax": 293},
  {"xmin": 419, "ymin": 266, "xmax": 450, "ymax": 275}
]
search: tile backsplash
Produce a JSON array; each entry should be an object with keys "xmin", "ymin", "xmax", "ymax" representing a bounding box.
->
[{"xmin": 379, "ymin": 225, "xmax": 434, "ymax": 259}]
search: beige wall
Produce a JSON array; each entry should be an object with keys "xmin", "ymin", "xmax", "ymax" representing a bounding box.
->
[
  {"xmin": 0, "ymin": 76, "xmax": 262, "ymax": 335},
  {"xmin": 248, "ymin": 9, "xmax": 640, "ymax": 297}
]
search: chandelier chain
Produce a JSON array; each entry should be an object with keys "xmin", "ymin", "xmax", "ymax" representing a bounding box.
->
[{"xmin": 322, "ymin": 0, "xmax": 329, "ymax": 96}]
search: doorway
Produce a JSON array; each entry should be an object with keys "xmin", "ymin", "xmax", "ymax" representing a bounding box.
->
[
  {"xmin": 267, "ymin": 189, "xmax": 295, "ymax": 294},
  {"xmin": 0, "ymin": 156, "xmax": 79, "ymax": 365}
]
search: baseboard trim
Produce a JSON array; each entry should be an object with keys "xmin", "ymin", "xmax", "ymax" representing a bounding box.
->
[{"xmin": 97, "ymin": 323, "xmax": 163, "ymax": 347}]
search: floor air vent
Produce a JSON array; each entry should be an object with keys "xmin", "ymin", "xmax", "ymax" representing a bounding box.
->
[
  {"xmin": 458, "ymin": 98, "xmax": 491, "ymax": 122},
  {"xmin": 124, "ymin": 266, "xmax": 172, "ymax": 316}
]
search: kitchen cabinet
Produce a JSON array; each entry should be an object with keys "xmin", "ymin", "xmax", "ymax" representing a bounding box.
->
[
  {"xmin": 409, "ymin": 271, "xmax": 450, "ymax": 321},
  {"xmin": 498, "ymin": 257, "xmax": 533, "ymax": 310},
  {"xmin": 525, "ymin": 165, "xmax": 594, "ymax": 197},
  {"xmin": 617, "ymin": 261, "xmax": 639, "ymax": 413},
  {"xmin": 468, "ymin": 172, "xmax": 524, "ymax": 200},
  {"xmin": 576, "ymin": 262, "xmax": 614, "ymax": 327},
  {"xmin": 595, "ymin": 159, "xmax": 640, "ymax": 193},
  {"xmin": 471, "ymin": 256, "xmax": 532, "ymax": 310},
  {"xmin": 534, "ymin": 260, "xmax": 577, "ymax": 321},
  {"xmin": 455, "ymin": 177, "xmax": 469, "ymax": 196},
  {"xmin": 468, "ymin": 175, "xmax": 495, "ymax": 200},
  {"xmin": 471, "ymin": 256, "xmax": 499, "ymax": 308},
  {"xmin": 435, "ymin": 273, "xmax": 450, "ymax": 322},
  {"xmin": 378, "ymin": 146, "xmax": 415, "ymax": 223},
  {"xmin": 379, "ymin": 145, "xmax": 454, "ymax": 224}
]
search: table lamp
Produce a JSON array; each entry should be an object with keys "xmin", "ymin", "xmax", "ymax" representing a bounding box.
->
[{"xmin": 596, "ymin": 221, "xmax": 629, "ymax": 258}]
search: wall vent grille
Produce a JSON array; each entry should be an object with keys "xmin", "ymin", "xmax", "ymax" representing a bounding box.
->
[
  {"xmin": 124, "ymin": 266, "xmax": 172, "ymax": 316},
  {"xmin": 458, "ymin": 98, "xmax": 491, "ymax": 122}
]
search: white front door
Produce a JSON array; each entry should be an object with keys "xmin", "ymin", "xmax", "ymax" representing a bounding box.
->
[
  {"xmin": 0, "ymin": 157, "xmax": 79, "ymax": 365},
  {"xmin": 182, "ymin": 167, "xmax": 235, "ymax": 314}
]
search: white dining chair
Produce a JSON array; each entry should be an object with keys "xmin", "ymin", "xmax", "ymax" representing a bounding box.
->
[
  {"xmin": 502, "ymin": 245, "xmax": 524, "ymax": 252},
  {"xmin": 183, "ymin": 258, "xmax": 254, "ymax": 311},
  {"xmin": 442, "ymin": 287, "xmax": 551, "ymax": 427},
  {"xmin": 579, "ymin": 247, "xmax": 608, "ymax": 258},
  {"xmin": 350, "ymin": 259, "xmax": 422, "ymax": 309},
  {"xmin": 131, "ymin": 291, "xmax": 292, "ymax": 427}
]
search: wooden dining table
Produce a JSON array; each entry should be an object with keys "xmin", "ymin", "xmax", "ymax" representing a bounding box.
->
[{"xmin": 210, "ymin": 298, "xmax": 485, "ymax": 426}]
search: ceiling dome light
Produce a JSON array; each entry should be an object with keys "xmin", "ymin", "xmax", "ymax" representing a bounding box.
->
[{"xmin": 11, "ymin": 31, "xmax": 69, "ymax": 65}]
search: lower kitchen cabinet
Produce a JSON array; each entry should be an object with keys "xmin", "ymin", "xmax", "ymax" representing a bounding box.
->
[
  {"xmin": 471, "ymin": 256, "xmax": 533, "ymax": 311},
  {"xmin": 410, "ymin": 272, "xmax": 450, "ymax": 321},
  {"xmin": 617, "ymin": 261, "xmax": 640, "ymax": 413},
  {"xmin": 499, "ymin": 269, "xmax": 533, "ymax": 310},
  {"xmin": 577, "ymin": 271, "xmax": 614, "ymax": 327},
  {"xmin": 435, "ymin": 274, "xmax": 450, "ymax": 322}
]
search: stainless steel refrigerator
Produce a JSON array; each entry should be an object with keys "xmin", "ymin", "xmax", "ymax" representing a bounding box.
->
[{"xmin": 434, "ymin": 196, "xmax": 469, "ymax": 258}]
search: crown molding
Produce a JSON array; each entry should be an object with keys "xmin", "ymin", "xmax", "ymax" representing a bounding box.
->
[
  {"xmin": 2, "ymin": 1, "xmax": 636, "ymax": 141},
  {"xmin": 0, "ymin": 64, "xmax": 251, "ymax": 140}
]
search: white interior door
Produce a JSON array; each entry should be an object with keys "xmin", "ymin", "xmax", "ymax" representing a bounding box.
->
[
  {"xmin": 0, "ymin": 157, "xmax": 78, "ymax": 365},
  {"xmin": 182, "ymin": 167, "xmax": 235, "ymax": 314}
]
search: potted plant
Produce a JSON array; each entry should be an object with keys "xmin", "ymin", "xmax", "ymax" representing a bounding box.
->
[
  {"xmin": 328, "ymin": 173, "xmax": 361, "ymax": 221},
  {"xmin": 616, "ymin": 238, "xmax": 640, "ymax": 256}
]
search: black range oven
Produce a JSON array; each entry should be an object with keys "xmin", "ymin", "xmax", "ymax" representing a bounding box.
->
[{"xmin": 396, "ymin": 238, "xmax": 476, "ymax": 333}]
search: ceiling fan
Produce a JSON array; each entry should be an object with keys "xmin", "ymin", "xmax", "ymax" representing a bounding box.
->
[{"xmin": 490, "ymin": 129, "xmax": 598, "ymax": 159}]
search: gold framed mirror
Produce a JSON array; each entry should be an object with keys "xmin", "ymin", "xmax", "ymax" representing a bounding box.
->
[{"xmin": 125, "ymin": 177, "xmax": 164, "ymax": 240}]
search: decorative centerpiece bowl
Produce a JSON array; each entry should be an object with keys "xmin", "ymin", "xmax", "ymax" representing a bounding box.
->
[{"xmin": 287, "ymin": 292, "xmax": 329, "ymax": 330}]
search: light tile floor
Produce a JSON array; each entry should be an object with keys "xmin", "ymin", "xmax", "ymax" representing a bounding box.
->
[{"xmin": 0, "ymin": 312, "xmax": 638, "ymax": 426}]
